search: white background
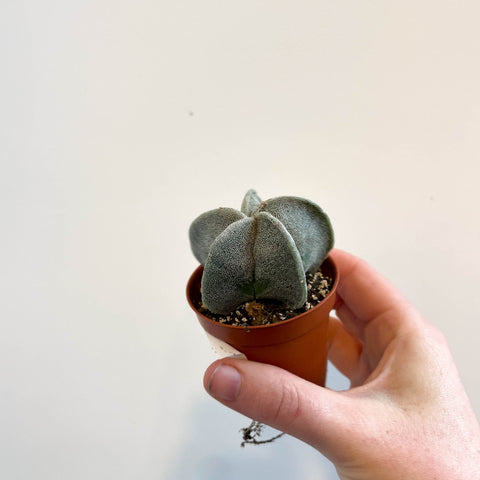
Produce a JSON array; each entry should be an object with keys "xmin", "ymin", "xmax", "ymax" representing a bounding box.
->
[{"xmin": 1, "ymin": 1, "xmax": 479, "ymax": 479}]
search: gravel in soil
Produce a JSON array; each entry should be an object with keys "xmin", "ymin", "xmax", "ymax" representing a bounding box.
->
[{"xmin": 197, "ymin": 268, "xmax": 332, "ymax": 327}]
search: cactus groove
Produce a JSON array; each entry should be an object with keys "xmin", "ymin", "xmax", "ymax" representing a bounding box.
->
[{"xmin": 189, "ymin": 189, "xmax": 334, "ymax": 314}]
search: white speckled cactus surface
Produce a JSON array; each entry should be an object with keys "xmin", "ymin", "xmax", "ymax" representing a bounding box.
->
[{"xmin": 189, "ymin": 190, "xmax": 334, "ymax": 314}]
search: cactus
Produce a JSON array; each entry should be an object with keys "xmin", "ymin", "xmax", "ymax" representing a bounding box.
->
[{"xmin": 189, "ymin": 189, "xmax": 334, "ymax": 315}]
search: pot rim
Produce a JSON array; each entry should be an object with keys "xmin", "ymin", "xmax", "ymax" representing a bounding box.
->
[{"xmin": 186, "ymin": 255, "xmax": 339, "ymax": 331}]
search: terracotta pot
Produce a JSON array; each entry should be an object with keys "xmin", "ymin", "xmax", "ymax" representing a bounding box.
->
[{"xmin": 186, "ymin": 256, "xmax": 339, "ymax": 386}]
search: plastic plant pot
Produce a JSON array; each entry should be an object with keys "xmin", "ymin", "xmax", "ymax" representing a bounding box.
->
[{"xmin": 187, "ymin": 255, "xmax": 339, "ymax": 386}]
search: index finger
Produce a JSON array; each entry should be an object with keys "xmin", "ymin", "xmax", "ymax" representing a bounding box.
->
[{"xmin": 330, "ymin": 249, "xmax": 422, "ymax": 353}]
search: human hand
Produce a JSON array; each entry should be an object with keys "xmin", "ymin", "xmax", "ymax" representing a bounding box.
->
[{"xmin": 203, "ymin": 249, "xmax": 480, "ymax": 479}]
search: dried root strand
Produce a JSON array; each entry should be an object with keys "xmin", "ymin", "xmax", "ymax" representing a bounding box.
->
[{"xmin": 240, "ymin": 420, "xmax": 285, "ymax": 447}]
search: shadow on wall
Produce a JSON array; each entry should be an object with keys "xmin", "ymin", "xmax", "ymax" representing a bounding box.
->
[{"xmin": 167, "ymin": 363, "xmax": 349, "ymax": 480}]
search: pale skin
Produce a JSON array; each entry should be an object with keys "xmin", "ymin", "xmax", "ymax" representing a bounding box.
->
[{"xmin": 204, "ymin": 249, "xmax": 480, "ymax": 479}]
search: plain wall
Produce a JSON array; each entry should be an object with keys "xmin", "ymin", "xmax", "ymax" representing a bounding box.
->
[{"xmin": 1, "ymin": 1, "xmax": 479, "ymax": 479}]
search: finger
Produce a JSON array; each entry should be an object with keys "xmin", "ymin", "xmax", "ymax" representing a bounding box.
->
[
  {"xmin": 204, "ymin": 358, "xmax": 351, "ymax": 457},
  {"xmin": 332, "ymin": 297, "xmax": 364, "ymax": 344},
  {"xmin": 328, "ymin": 315, "xmax": 363, "ymax": 381},
  {"xmin": 331, "ymin": 249, "xmax": 423, "ymax": 351},
  {"xmin": 331, "ymin": 249, "xmax": 410, "ymax": 324}
]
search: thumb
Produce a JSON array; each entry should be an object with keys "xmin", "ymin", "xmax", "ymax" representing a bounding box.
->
[{"xmin": 204, "ymin": 358, "xmax": 351, "ymax": 456}]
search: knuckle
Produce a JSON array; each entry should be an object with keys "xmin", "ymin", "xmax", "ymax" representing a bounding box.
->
[{"xmin": 271, "ymin": 381, "xmax": 302, "ymax": 424}]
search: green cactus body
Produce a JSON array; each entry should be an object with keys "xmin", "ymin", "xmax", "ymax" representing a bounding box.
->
[{"xmin": 189, "ymin": 190, "xmax": 334, "ymax": 315}]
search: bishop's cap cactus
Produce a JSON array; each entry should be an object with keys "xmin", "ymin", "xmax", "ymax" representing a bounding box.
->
[{"xmin": 189, "ymin": 189, "xmax": 334, "ymax": 314}]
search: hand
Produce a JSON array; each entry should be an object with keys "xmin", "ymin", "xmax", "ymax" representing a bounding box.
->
[{"xmin": 203, "ymin": 249, "xmax": 480, "ymax": 479}]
